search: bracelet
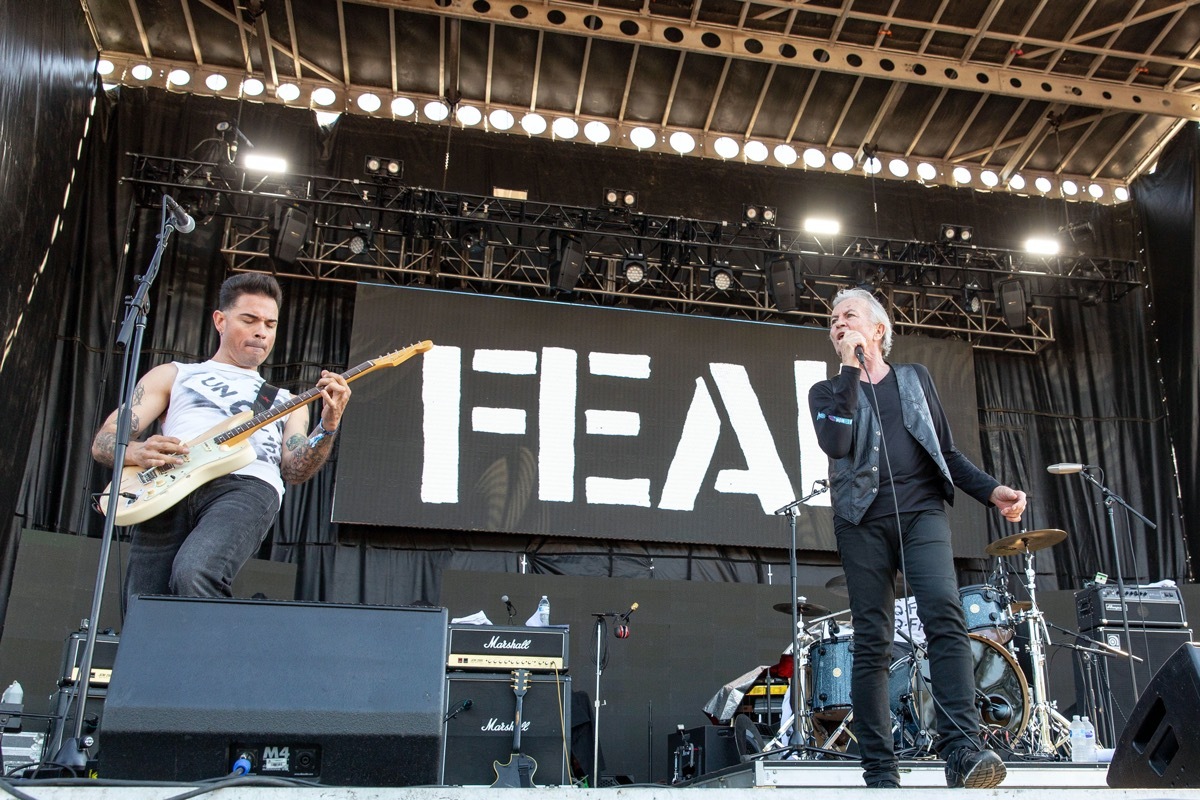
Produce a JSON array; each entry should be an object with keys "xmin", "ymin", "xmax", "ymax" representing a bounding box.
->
[{"xmin": 307, "ymin": 419, "xmax": 339, "ymax": 448}]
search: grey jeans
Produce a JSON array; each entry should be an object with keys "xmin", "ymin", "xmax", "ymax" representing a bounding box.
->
[{"xmin": 124, "ymin": 474, "xmax": 280, "ymax": 604}]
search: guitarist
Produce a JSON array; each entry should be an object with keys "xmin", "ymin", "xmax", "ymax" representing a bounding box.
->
[{"xmin": 91, "ymin": 274, "xmax": 352, "ymax": 605}]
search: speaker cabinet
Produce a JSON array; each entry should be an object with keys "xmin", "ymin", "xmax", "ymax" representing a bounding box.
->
[
  {"xmin": 665, "ymin": 725, "xmax": 739, "ymax": 782},
  {"xmin": 1074, "ymin": 627, "xmax": 1192, "ymax": 746},
  {"xmin": 42, "ymin": 685, "xmax": 107, "ymax": 765},
  {"xmin": 1108, "ymin": 642, "xmax": 1200, "ymax": 788},
  {"xmin": 441, "ymin": 672, "xmax": 571, "ymax": 786},
  {"xmin": 102, "ymin": 596, "xmax": 447, "ymax": 785}
]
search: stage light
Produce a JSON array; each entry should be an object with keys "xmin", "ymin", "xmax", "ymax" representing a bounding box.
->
[
  {"xmin": 774, "ymin": 144, "xmax": 798, "ymax": 166},
  {"xmin": 962, "ymin": 280, "xmax": 982, "ymax": 313},
  {"xmin": 629, "ymin": 126, "xmax": 656, "ymax": 149},
  {"xmin": 1034, "ymin": 176, "xmax": 1053, "ymax": 193},
  {"xmin": 346, "ymin": 223, "xmax": 373, "ymax": 256},
  {"xmin": 709, "ymin": 262, "xmax": 734, "ymax": 291},
  {"xmin": 391, "ymin": 97, "xmax": 416, "ymax": 116},
  {"xmin": 424, "ymin": 101, "xmax": 449, "ymax": 121},
  {"xmin": 916, "ymin": 162, "xmax": 937, "ymax": 181},
  {"xmin": 357, "ymin": 93, "xmax": 382, "ymax": 113},
  {"xmin": 1088, "ymin": 183, "xmax": 1104, "ymax": 199},
  {"xmin": 489, "ymin": 109, "xmax": 515, "ymax": 130},
  {"xmin": 888, "ymin": 159, "xmax": 909, "ymax": 177},
  {"xmin": 1024, "ymin": 237, "xmax": 1060, "ymax": 255},
  {"xmin": 622, "ymin": 255, "xmax": 647, "ymax": 284},
  {"xmin": 863, "ymin": 156, "xmax": 882, "ymax": 174},
  {"xmin": 744, "ymin": 140, "xmax": 768, "ymax": 162},
  {"xmin": 940, "ymin": 223, "xmax": 974, "ymax": 243},
  {"xmin": 276, "ymin": 83, "xmax": 300, "ymax": 101},
  {"xmin": 1008, "ymin": 174, "xmax": 1027, "ymax": 191},
  {"xmin": 669, "ymin": 131, "xmax": 696, "ymax": 153},
  {"xmin": 768, "ymin": 256, "xmax": 799, "ymax": 312},
  {"xmin": 584, "ymin": 121, "xmax": 611, "ymax": 143},
  {"xmin": 205, "ymin": 73, "xmax": 228, "ymax": 91},
  {"xmin": 364, "ymin": 155, "xmax": 403, "ymax": 179},
  {"xmin": 602, "ymin": 188, "xmax": 638, "ymax": 209},
  {"xmin": 241, "ymin": 77, "xmax": 265, "ymax": 96},
  {"xmin": 980, "ymin": 170, "xmax": 999, "ymax": 187},
  {"xmin": 952, "ymin": 166, "xmax": 972, "ymax": 184},
  {"xmin": 743, "ymin": 204, "xmax": 777, "ymax": 226},
  {"xmin": 131, "ymin": 63, "xmax": 153, "ymax": 81},
  {"xmin": 831, "ymin": 152, "xmax": 855, "ymax": 171},
  {"xmin": 311, "ymin": 87, "xmax": 337, "ymax": 107},
  {"xmin": 1114, "ymin": 186, "xmax": 1130, "ymax": 202},
  {"xmin": 97, "ymin": 59, "xmax": 114, "ymax": 75},
  {"xmin": 804, "ymin": 218, "xmax": 840, "ymax": 236},
  {"xmin": 713, "ymin": 137, "xmax": 740, "ymax": 159},
  {"xmin": 456, "ymin": 105, "xmax": 482, "ymax": 126},
  {"xmin": 520, "ymin": 113, "xmax": 546, "ymax": 134},
  {"xmin": 552, "ymin": 117, "xmax": 579, "ymax": 139},
  {"xmin": 244, "ymin": 153, "xmax": 288, "ymax": 173},
  {"xmin": 803, "ymin": 148, "xmax": 826, "ymax": 168}
]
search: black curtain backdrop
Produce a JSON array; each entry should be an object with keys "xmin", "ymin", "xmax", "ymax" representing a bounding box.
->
[
  {"xmin": 0, "ymin": 0, "xmax": 97, "ymax": 634},
  {"xmin": 1134, "ymin": 123, "xmax": 1199, "ymax": 576},
  {"xmin": 9, "ymin": 88, "xmax": 1188, "ymax": 618}
]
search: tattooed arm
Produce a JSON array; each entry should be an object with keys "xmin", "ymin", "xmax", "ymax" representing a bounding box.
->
[
  {"xmin": 91, "ymin": 363, "xmax": 184, "ymax": 468},
  {"xmin": 279, "ymin": 369, "xmax": 352, "ymax": 485}
]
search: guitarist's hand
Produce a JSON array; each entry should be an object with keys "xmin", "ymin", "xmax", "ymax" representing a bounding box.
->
[
  {"xmin": 127, "ymin": 435, "xmax": 188, "ymax": 468},
  {"xmin": 316, "ymin": 370, "xmax": 351, "ymax": 430}
]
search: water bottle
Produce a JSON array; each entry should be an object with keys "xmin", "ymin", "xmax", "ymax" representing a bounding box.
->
[
  {"xmin": 1, "ymin": 680, "xmax": 22, "ymax": 705},
  {"xmin": 537, "ymin": 596, "xmax": 550, "ymax": 626},
  {"xmin": 1075, "ymin": 714, "xmax": 1094, "ymax": 762},
  {"xmin": 1079, "ymin": 716, "xmax": 1097, "ymax": 762}
]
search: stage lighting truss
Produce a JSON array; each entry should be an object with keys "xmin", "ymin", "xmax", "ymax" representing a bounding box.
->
[{"xmin": 127, "ymin": 154, "xmax": 1142, "ymax": 355}]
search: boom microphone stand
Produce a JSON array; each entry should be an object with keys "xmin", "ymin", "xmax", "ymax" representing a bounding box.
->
[
  {"xmin": 53, "ymin": 197, "xmax": 185, "ymax": 770},
  {"xmin": 773, "ymin": 479, "xmax": 831, "ymax": 750}
]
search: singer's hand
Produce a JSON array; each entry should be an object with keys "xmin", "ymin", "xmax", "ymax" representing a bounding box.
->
[
  {"xmin": 989, "ymin": 485, "xmax": 1027, "ymax": 523},
  {"xmin": 837, "ymin": 330, "xmax": 868, "ymax": 367}
]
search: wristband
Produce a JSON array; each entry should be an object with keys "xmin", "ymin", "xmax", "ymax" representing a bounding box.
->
[{"xmin": 307, "ymin": 419, "xmax": 339, "ymax": 448}]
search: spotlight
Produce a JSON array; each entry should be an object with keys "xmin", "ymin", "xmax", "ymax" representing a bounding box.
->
[
  {"xmin": 768, "ymin": 256, "xmax": 798, "ymax": 312},
  {"xmin": 1024, "ymin": 237, "xmax": 1060, "ymax": 256},
  {"xmin": 743, "ymin": 204, "xmax": 777, "ymax": 226},
  {"xmin": 962, "ymin": 280, "xmax": 982, "ymax": 314},
  {"xmin": 602, "ymin": 188, "xmax": 638, "ymax": 210},
  {"xmin": 940, "ymin": 223, "xmax": 974, "ymax": 243},
  {"xmin": 709, "ymin": 262, "xmax": 734, "ymax": 292},
  {"xmin": 364, "ymin": 155, "xmax": 403, "ymax": 179},
  {"xmin": 346, "ymin": 222, "xmax": 373, "ymax": 256},
  {"xmin": 622, "ymin": 254, "xmax": 647, "ymax": 284},
  {"xmin": 804, "ymin": 218, "xmax": 840, "ymax": 236}
]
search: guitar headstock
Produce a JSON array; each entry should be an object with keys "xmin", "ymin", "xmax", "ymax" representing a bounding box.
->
[
  {"xmin": 511, "ymin": 668, "xmax": 530, "ymax": 698},
  {"xmin": 371, "ymin": 340, "xmax": 434, "ymax": 368}
]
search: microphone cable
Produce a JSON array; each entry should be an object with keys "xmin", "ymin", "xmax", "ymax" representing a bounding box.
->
[{"xmin": 857, "ymin": 349, "xmax": 980, "ymax": 752}]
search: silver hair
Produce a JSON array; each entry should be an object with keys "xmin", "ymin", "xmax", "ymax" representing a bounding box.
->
[{"xmin": 831, "ymin": 288, "xmax": 893, "ymax": 357}]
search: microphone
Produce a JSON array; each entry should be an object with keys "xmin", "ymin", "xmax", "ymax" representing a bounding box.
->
[
  {"xmin": 615, "ymin": 602, "xmax": 638, "ymax": 639},
  {"xmin": 163, "ymin": 195, "xmax": 196, "ymax": 233},
  {"xmin": 619, "ymin": 602, "xmax": 639, "ymax": 623},
  {"xmin": 502, "ymin": 595, "xmax": 516, "ymax": 623},
  {"xmin": 854, "ymin": 344, "xmax": 865, "ymax": 364},
  {"xmin": 1047, "ymin": 463, "xmax": 1093, "ymax": 475}
]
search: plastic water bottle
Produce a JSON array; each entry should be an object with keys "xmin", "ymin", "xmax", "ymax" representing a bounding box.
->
[
  {"xmin": 537, "ymin": 596, "xmax": 550, "ymax": 626},
  {"xmin": 1075, "ymin": 714, "xmax": 1094, "ymax": 762},
  {"xmin": 1079, "ymin": 716, "xmax": 1097, "ymax": 762},
  {"xmin": 1, "ymin": 681, "xmax": 22, "ymax": 705}
]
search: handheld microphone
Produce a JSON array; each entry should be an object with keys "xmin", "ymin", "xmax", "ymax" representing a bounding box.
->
[
  {"xmin": 854, "ymin": 344, "xmax": 865, "ymax": 364},
  {"xmin": 1047, "ymin": 463, "xmax": 1092, "ymax": 475},
  {"xmin": 615, "ymin": 602, "xmax": 638, "ymax": 639},
  {"xmin": 502, "ymin": 594, "xmax": 516, "ymax": 623},
  {"xmin": 619, "ymin": 602, "xmax": 639, "ymax": 623},
  {"xmin": 163, "ymin": 195, "xmax": 196, "ymax": 233}
]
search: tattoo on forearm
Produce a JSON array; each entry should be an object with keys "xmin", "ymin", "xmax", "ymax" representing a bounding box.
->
[
  {"xmin": 132, "ymin": 383, "xmax": 144, "ymax": 406},
  {"xmin": 285, "ymin": 433, "xmax": 306, "ymax": 452},
  {"xmin": 280, "ymin": 430, "xmax": 335, "ymax": 483},
  {"xmin": 129, "ymin": 412, "xmax": 141, "ymax": 436},
  {"xmin": 94, "ymin": 431, "xmax": 116, "ymax": 465}
]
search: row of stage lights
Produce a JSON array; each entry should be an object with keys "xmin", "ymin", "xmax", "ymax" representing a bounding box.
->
[{"xmin": 96, "ymin": 57, "xmax": 1131, "ymax": 205}]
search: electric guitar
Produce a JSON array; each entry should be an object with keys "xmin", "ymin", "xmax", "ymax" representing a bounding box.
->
[
  {"xmin": 97, "ymin": 340, "xmax": 433, "ymax": 526},
  {"xmin": 491, "ymin": 668, "xmax": 538, "ymax": 788}
]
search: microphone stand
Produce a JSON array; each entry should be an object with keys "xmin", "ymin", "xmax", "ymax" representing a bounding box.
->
[
  {"xmin": 54, "ymin": 200, "xmax": 180, "ymax": 770},
  {"xmin": 1078, "ymin": 468, "xmax": 1156, "ymax": 701},
  {"xmin": 773, "ymin": 480, "xmax": 830, "ymax": 752}
]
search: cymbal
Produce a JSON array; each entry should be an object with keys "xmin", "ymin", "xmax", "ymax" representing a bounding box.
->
[
  {"xmin": 825, "ymin": 572, "xmax": 907, "ymax": 598},
  {"xmin": 985, "ymin": 528, "xmax": 1068, "ymax": 557},
  {"xmin": 773, "ymin": 600, "xmax": 832, "ymax": 617},
  {"xmin": 1009, "ymin": 601, "xmax": 1033, "ymax": 614}
]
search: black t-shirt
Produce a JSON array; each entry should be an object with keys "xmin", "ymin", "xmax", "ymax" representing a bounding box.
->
[{"xmin": 858, "ymin": 369, "xmax": 944, "ymax": 521}]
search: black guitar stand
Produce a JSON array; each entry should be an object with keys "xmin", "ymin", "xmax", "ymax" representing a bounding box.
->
[{"xmin": 53, "ymin": 196, "xmax": 183, "ymax": 772}]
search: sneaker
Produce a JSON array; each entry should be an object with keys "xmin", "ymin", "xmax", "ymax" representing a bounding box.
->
[
  {"xmin": 867, "ymin": 779, "xmax": 901, "ymax": 788},
  {"xmin": 944, "ymin": 747, "xmax": 1006, "ymax": 788}
]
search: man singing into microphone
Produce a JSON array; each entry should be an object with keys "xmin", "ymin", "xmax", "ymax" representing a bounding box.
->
[{"xmin": 808, "ymin": 289, "xmax": 1026, "ymax": 789}]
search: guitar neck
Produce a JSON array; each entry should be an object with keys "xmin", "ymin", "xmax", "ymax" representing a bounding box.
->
[{"xmin": 511, "ymin": 694, "xmax": 525, "ymax": 752}]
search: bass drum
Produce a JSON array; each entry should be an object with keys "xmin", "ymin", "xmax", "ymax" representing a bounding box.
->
[{"xmin": 888, "ymin": 633, "xmax": 1030, "ymax": 743}]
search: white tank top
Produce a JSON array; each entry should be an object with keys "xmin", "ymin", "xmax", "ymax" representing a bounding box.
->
[{"xmin": 165, "ymin": 360, "xmax": 295, "ymax": 499}]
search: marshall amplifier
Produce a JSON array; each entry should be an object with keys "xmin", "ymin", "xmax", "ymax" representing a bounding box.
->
[
  {"xmin": 1076, "ymin": 584, "xmax": 1187, "ymax": 631},
  {"xmin": 441, "ymin": 671, "xmax": 571, "ymax": 785},
  {"xmin": 447, "ymin": 625, "xmax": 569, "ymax": 672},
  {"xmin": 60, "ymin": 631, "xmax": 120, "ymax": 686}
]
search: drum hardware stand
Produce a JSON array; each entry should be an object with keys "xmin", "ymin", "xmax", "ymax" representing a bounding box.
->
[
  {"xmin": 892, "ymin": 625, "xmax": 937, "ymax": 756},
  {"xmin": 1011, "ymin": 545, "xmax": 1072, "ymax": 756},
  {"xmin": 1075, "ymin": 467, "xmax": 1157, "ymax": 702},
  {"xmin": 1041, "ymin": 618, "xmax": 1142, "ymax": 747},
  {"xmin": 771, "ymin": 480, "xmax": 830, "ymax": 757}
]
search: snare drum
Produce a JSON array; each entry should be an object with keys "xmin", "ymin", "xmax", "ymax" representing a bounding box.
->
[
  {"xmin": 809, "ymin": 635, "xmax": 854, "ymax": 719},
  {"xmin": 958, "ymin": 584, "xmax": 1013, "ymax": 643}
]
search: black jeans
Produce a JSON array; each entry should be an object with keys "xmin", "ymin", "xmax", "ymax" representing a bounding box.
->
[{"xmin": 835, "ymin": 508, "xmax": 979, "ymax": 785}]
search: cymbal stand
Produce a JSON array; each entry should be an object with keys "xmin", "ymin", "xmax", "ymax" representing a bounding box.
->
[
  {"xmin": 771, "ymin": 480, "xmax": 830, "ymax": 757},
  {"xmin": 1014, "ymin": 546, "xmax": 1071, "ymax": 756}
]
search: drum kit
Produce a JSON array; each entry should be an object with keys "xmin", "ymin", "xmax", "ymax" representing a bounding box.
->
[{"xmin": 755, "ymin": 528, "xmax": 1075, "ymax": 760}]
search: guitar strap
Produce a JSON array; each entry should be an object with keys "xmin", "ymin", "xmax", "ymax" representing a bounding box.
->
[{"xmin": 253, "ymin": 382, "xmax": 282, "ymax": 414}]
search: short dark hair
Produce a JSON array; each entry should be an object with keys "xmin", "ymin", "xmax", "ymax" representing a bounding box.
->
[{"xmin": 218, "ymin": 273, "xmax": 283, "ymax": 311}]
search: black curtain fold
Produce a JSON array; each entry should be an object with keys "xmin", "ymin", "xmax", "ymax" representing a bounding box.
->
[{"xmin": 10, "ymin": 87, "xmax": 1191, "ymax": 621}]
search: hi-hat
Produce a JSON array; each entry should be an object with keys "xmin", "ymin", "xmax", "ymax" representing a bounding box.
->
[
  {"xmin": 825, "ymin": 572, "xmax": 907, "ymax": 598},
  {"xmin": 773, "ymin": 600, "xmax": 831, "ymax": 617},
  {"xmin": 985, "ymin": 528, "xmax": 1068, "ymax": 557}
]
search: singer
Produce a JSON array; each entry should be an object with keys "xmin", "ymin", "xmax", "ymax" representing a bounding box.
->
[
  {"xmin": 91, "ymin": 274, "xmax": 353, "ymax": 604},
  {"xmin": 808, "ymin": 289, "xmax": 1026, "ymax": 789}
]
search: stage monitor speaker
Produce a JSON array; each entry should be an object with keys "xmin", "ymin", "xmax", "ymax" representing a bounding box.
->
[
  {"xmin": 997, "ymin": 279, "xmax": 1027, "ymax": 329},
  {"xmin": 42, "ymin": 685, "xmax": 107, "ymax": 767},
  {"xmin": 768, "ymin": 258, "xmax": 798, "ymax": 312},
  {"xmin": 550, "ymin": 239, "xmax": 585, "ymax": 293},
  {"xmin": 441, "ymin": 671, "xmax": 571, "ymax": 786},
  {"xmin": 272, "ymin": 206, "xmax": 309, "ymax": 265},
  {"xmin": 102, "ymin": 596, "xmax": 447, "ymax": 785},
  {"xmin": 1108, "ymin": 642, "xmax": 1200, "ymax": 788},
  {"xmin": 1074, "ymin": 626, "xmax": 1192, "ymax": 747}
]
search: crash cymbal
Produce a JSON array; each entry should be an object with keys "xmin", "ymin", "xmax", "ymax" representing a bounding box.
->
[
  {"xmin": 825, "ymin": 572, "xmax": 907, "ymax": 598},
  {"xmin": 985, "ymin": 528, "xmax": 1068, "ymax": 557},
  {"xmin": 773, "ymin": 600, "xmax": 832, "ymax": 617},
  {"xmin": 1009, "ymin": 601, "xmax": 1033, "ymax": 614}
]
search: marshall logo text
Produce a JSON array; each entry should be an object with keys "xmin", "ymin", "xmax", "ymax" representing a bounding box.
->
[
  {"xmin": 483, "ymin": 635, "xmax": 533, "ymax": 650},
  {"xmin": 482, "ymin": 717, "xmax": 532, "ymax": 732}
]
